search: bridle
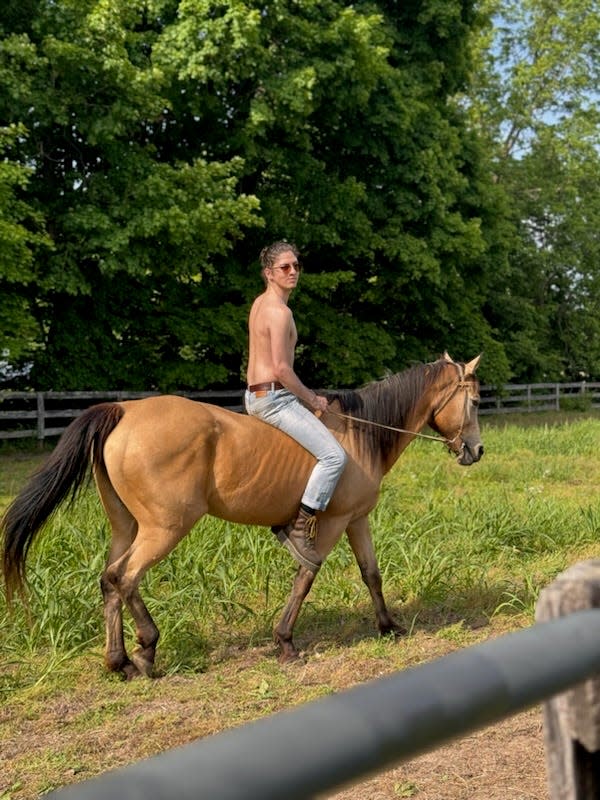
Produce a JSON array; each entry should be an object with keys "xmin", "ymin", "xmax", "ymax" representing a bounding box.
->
[
  {"xmin": 430, "ymin": 377, "xmax": 475, "ymax": 449},
  {"xmin": 328, "ymin": 365, "xmax": 477, "ymax": 449}
]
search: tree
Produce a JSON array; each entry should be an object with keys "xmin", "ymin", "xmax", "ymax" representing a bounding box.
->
[
  {"xmin": 0, "ymin": 122, "xmax": 52, "ymax": 372},
  {"xmin": 1, "ymin": 0, "xmax": 261, "ymax": 389},
  {"xmin": 0, "ymin": 0, "xmax": 511, "ymax": 389},
  {"xmin": 163, "ymin": 0, "xmax": 510, "ymax": 384},
  {"xmin": 468, "ymin": 0, "xmax": 600, "ymax": 380}
]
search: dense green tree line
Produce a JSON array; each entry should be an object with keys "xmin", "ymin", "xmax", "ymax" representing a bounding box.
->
[
  {"xmin": 0, "ymin": 0, "xmax": 598, "ymax": 391},
  {"xmin": 471, "ymin": 0, "xmax": 600, "ymax": 382}
]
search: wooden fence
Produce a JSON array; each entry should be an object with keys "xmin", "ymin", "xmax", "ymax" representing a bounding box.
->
[
  {"xmin": 1, "ymin": 381, "xmax": 599, "ymax": 442},
  {"xmin": 0, "ymin": 389, "xmax": 244, "ymax": 442},
  {"xmin": 480, "ymin": 380, "xmax": 600, "ymax": 415}
]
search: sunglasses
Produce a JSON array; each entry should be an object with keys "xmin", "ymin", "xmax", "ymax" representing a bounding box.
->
[{"xmin": 271, "ymin": 261, "xmax": 302, "ymax": 274}]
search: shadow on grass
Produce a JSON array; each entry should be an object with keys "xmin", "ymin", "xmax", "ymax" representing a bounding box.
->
[{"xmin": 155, "ymin": 580, "xmax": 535, "ymax": 675}]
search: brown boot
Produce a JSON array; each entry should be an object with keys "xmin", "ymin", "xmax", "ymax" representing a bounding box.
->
[{"xmin": 272, "ymin": 508, "xmax": 322, "ymax": 572}]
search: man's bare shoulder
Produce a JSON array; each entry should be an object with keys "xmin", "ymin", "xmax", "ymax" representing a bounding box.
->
[{"xmin": 252, "ymin": 294, "xmax": 292, "ymax": 324}]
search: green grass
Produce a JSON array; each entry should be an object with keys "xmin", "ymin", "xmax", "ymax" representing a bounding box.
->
[
  {"xmin": 3, "ymin": 414, "xmax": 600, "ymax": 798},
  {"xmin": 2, "ymin": 413, "xmax": 600, "ymax": 690}
]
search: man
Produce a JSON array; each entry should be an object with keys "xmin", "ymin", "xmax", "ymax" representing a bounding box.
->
[{"xmin": 245, "ymin": 240, "xmax": 347, "ymax": 572}]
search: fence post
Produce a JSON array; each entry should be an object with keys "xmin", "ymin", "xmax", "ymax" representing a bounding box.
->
[
  {"xmin": 536, "ymin": 560, "xmax": 600, "ymax": 799},
  {"xmin": 36, "ymin": 392, "xmax": 45, "ymax": 444}
]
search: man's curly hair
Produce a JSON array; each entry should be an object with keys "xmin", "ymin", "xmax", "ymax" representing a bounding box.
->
[{"xmin": 259, "ymin": 240, "xmax": 299, "ymax": 270}]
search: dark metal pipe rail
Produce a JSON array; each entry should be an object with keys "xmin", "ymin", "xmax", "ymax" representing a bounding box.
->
[{"xmin": 47, "ymin": 610, "xmax": 600, "ymax": 800}]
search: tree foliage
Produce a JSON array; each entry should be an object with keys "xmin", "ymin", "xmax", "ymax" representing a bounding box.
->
[
  {"xmin": 1, "ymin": 0, "xmax": 261, "ymax": 388},
  {"xmin": 470, "ymin": 0, "xmax": 600, "ymax": 380},
  {"xmin": 2, "ymin": 0, "xmax": 596, "ymax": 390}
]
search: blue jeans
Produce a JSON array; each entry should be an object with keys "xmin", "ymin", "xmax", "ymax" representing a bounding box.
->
[{"xmin": 244, "ymin": 388, "xmax": 347, "ymax": 511}]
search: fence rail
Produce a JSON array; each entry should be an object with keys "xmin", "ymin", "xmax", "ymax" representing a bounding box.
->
[
  {"xmin": 0, "ymin": 389, "xmax": 244, "ymax": 441},
  {"xmin": 480, "ymin": 380, "xmax": 600, "ymax": 415},
  {"xmin": 1, "ymin": 382, "xmax": 599, "ymax": 442}
]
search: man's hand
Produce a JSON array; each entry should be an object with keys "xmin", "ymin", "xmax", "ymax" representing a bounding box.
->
[{"xmin": 311, "ymin": 393, "xmax": 329, "ymax": 413}]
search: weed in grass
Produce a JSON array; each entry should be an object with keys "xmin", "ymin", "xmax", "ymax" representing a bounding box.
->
[
  {"xmin": 492, "ymin": 590, "xmax": 530, "ymax": 617},
  {"xmin": 1, "ymin": 783, "xmax": 24, "ymax": 800},
  {"xmin": 435, "ymin": 621, "xmax": 468, "ymax": 644},
  {"xmin": 359, "ymin": 633, "xmax": 399, "ymax": 657},
  {"xmin": 578, "ymin": 505, "xmax": 600, "ymax": 537},
  {"xmin": 394, "ymin": 780, "xmax": 419, "ymax": 797}
]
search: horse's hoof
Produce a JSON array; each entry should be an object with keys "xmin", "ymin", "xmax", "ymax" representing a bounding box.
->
[
  {"xmin": 105, "ymin": 651, "xmax": 133, "ymax": 675},
  {"xmin": 380, "ymin": 622, "xmax": 408, "ymax": 638},
  {"xmin": 122, "ymin": 661, "xmax": 143, "ymax": 681},
  {"xmin": 277, "ymin": 644, "xmax": 301, "ymax": 664},
  {"xmin": 130, "ymin": 651, "xmax": 155, "ymax": 678}
]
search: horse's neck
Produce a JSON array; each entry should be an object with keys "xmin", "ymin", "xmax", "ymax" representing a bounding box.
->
[
  {"xmin": 379, "ymin": 397, "xmax": 433, "ymax": 474},
  {"xmin": 334, "ymin": 372, "xmax": 438, "ymax": 476},
  {"xmin": 380, "ymin": 366, "xmax": 459, "ymax": 471}
]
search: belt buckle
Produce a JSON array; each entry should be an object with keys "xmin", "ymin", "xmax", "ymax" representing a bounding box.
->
[{"xmin": 254, "ymin": 389, "xmax": 269, "ymax": 397}]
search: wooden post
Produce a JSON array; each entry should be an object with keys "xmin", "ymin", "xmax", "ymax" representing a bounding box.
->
[
  {"xmin": 36, "ymin": 391, "xmax": 45, "ymax": 445},
  {"xmin": 536, "ymin": 560, "xmax": 600, "ymax": 799}
]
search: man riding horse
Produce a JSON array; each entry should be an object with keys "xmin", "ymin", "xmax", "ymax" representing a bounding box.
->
[{"xmin": 245, "ymin": 240, "xmax": 347, "ymax": 572}]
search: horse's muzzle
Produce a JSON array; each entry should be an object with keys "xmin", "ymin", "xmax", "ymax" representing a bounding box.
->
[{"xmin": 456, "ymin": 441, "xmax": 484, "ymax": 466}]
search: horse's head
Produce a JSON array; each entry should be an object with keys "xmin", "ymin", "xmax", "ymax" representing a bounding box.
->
[{"xmin": 429, "ymin": 353, "xmax": 484, "ymax": 466}]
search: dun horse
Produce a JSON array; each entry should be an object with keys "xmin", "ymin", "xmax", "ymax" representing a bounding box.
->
[{"xmin": 2, "ymin": 354, "xmax": 483, "ymax": 678}]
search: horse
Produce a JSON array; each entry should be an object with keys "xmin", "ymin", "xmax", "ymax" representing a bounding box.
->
[{"xmin": 2, "ymin": 353, "xmax": 483, "ymax": 679}]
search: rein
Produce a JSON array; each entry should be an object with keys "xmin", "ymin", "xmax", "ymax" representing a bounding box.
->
[
  {"xmin": 328, "ymin": 410, "xmax": 454, "ymax": 445},
  {"xmin": 327, "ymin": 374, "xmax": 472, "ymax": 448}
]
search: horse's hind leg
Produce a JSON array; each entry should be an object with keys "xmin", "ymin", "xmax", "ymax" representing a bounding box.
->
[
  {"xmin": 104, "ymin": 524, "xmax": 191, "ymax": 678},
  {"xmin": 101, "ymin": 536, "xmax": 137, "ymax": 679},
  {"xmin": 96, "ymin": 467, "xmax": 139, "ymax": 678}
]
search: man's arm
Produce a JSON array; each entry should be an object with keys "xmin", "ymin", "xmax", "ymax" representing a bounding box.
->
[{"xmin": 269, "ymin": 305, "xmax": 328, "ymax": 412}]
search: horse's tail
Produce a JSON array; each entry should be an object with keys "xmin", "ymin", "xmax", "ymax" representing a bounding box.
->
[{"xmin": 2, "ymin": 402, "xmax": 125, "ymax": 602}]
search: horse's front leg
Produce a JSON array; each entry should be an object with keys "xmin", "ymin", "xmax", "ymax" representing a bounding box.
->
[
  {"xmin": 273, "ymin": 566, "xmax": 317, "ymax": 663},
  {"xmin": 346, "ymin": 516, "xmax": 406, "ymax": 637},
  {"xmin": 273, "ymin": 516, "xmax": 348, "ymax": 661}
]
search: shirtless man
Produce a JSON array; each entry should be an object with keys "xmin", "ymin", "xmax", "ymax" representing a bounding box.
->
[{"xmin": 245, "ymin": 241, "xmax": 347, "ymax": 572}]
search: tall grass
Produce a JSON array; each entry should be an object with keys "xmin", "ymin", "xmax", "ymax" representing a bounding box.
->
[{"xmin": 2, "ymin": 415, "xmax": 600, "ymax": 686}]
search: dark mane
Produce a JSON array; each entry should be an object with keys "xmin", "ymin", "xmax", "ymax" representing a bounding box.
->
[{"xmin": 328, "ymin": 360, "xmax": 450, "ymax": 464}]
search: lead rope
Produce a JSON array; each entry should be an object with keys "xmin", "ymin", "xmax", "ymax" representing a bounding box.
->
[{"xmin": 327, "ymin": 410, "xmax": 461, "ymax": 446}]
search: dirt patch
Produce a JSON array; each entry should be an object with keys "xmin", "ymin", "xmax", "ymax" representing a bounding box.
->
[{"xmin": 331, "ymin": 709, "xmax": 546, "ymax": 799}]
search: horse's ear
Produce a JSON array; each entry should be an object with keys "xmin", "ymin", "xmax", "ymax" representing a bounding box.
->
[
  {"xmin": 443, "ymin": 351, "xmax": 454, "ymax": 363},
  {"xmin": 464, "ymin": 354, "xmax": 482, "ymax": 375}
]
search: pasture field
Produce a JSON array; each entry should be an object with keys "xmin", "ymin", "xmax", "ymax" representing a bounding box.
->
[{"xmin": 2, "ymin": 412, "xmax": 600, "ymax": 799}]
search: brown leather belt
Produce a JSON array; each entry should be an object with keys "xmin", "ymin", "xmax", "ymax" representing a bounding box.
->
[{"xmin": 248, "ymin": 381, "xmax": 284, "ymax": 396}]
